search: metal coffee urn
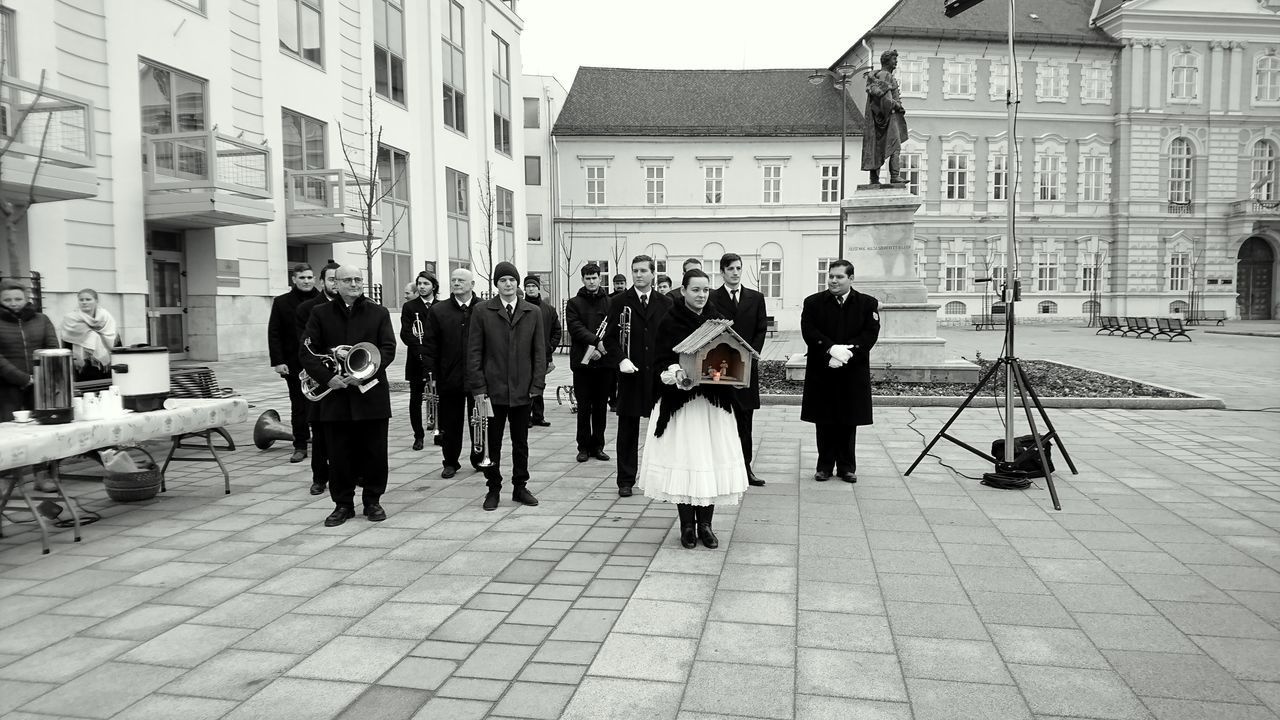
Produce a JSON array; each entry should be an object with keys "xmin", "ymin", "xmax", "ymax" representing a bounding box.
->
[{"xmin": 32, "ymin": 348, "xmax": 74, "ymax": 424}]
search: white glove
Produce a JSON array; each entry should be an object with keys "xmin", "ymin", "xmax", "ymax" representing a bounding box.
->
[
  {"xmin": 659, "ymin": 364, "xmax": 681, "ymax": 386},
  {"xmin": 829, "ymin": 345, "xmax": 853, "ymax": 364},
  {"xmin": 828, "ymin": 357, "xmax": 846, "ymax": 369},
  {"xmin": 619, "ymin": 358, "xmax": 638, "ymax": 374}
]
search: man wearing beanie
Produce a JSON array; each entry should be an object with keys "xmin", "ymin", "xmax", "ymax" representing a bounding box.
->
[
  {"xmin": 522, "ymin": 275, "xmax": 561, "ymax": 427},
  {"xmin": 467, "ymin": 261, "xmax": 547, "ymax": 510}
]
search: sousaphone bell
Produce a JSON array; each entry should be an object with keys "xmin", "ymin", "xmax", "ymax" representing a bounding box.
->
[{"xmin": 253, "ymin": 409, "xmax": 295, "ymax": 450}]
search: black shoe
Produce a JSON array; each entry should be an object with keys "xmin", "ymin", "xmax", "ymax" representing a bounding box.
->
[
  {"xmin": 576, "ymin": 451, "xmax": 589, "ymax": 463},
  {"xmin": 324, "ymin": 506, "xmax": 355, "ymax": 527},
  {"xmin": 412, "ymin": 438, "xmax": 425, "ymax": 451},
  {"xmin": 290, "ymin": 448, "xmax": 307, "ymax": 463},
  {"xmin": 814, "ymin": 470, "xmax": 832, "ymax": 482},
  {"xmin": 746, "ymin": 469, "xmax": 766, "ymax": 487},
  {"xmin": 513, "ymin": 487, "xmax": 540, "ymax": 506},
  {"xmin": 364, "ymin": 503, "xmax": 387, "ymax": 521},
  {"xmin": 442, "ymin": 466, "xmax": 458, "ymax": 479},
  {"xmin": 840, "ymin": 472, "xmax": 858, "ymax": 484},
  {"xmin": 592, "ymin": 450, "xmax": 611, "ymax": 461},
  {"xmin": 309, "ymin": 481, "xmax": 326, "ymax": 496},
  {"xmin": 618, "ymin": 485, "xmax": 633, "ymax": 498},
  {"xmin": 433, "ymin": 435, "xmax": 443, "ymax": 447},
  {"xmin": 680, "ymin": 525, "xmax": 697, "ymax": 549},
  {"xmin": 697, "ymin": 523, "xmax": 719, "ymax": 549},
  {"xmin": 533, "ymin": 420, "xmax": 551, "ymax": 427},
  {"xmin": 483, "ymin": 492, "xmax": 500, "ymax": 511}
]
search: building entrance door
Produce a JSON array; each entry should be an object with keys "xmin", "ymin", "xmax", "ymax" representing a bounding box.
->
[
  {"xmin": 145, "ymin": 231, "xmax": 188, "ymax": 355},
  {"xmin": 1236, "ymin": 237, "xmax": 1275, "ymax": 321}
]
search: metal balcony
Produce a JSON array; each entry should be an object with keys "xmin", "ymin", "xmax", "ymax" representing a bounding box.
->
[
  {"xmin": 284, "ymin": 168, "xmax": 379, "ymax": 244},
  {"xmin": 143, "ymin": 130, "xmax": 275, "ymax": 229},
  {"xmin": 0, "ymin": 75, "xmax": 97, "ymax": 204}
]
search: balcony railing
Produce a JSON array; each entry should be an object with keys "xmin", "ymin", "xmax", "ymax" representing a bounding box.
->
[
  {"xmin": 1, "ymin": 74, "xmax": 95, "ymax": 168},
  {"xmin": 1167, "ymin": 201, "xmax": 1193, "ymax": 215},
  {"xmin": 285, "ymin": 168, "xmax": 378, "ymax": 221},
  {"xmin": 143, "ymin": 130, "xmax": 271, "ymax": 198},
  {"xmin": 1228, "ymin": 198, "xmax": 1280, "ymax": 217}
]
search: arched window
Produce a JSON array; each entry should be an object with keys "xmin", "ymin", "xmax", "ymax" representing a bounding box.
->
[
  {"xmin": 1169, "ymin": 300, "xmax": 1189, "ymax": 314},
  {"xmin": 1252, "ymin": 140, "xmax": 1278, "ymax": 202},
  {"xmin": 701, "ymin": 242, "xmax": 725, "ymax": 287},
  {"xmin": 1037, "ymin": 300, "xmax": 1058, "ymax": 314},
  {"xmin": 1256, "ymin": 54, "xmax": 1280, "ymax": 103},
  {"xmin": 992, "ymin": 301, "xmax": 1006, "ymax": 314},
  {"xmin": 944, "ymin": 301, "xmax": 967, "ymax": 315},
  {"xmin": 1082, "ymin": 300, "xmax": 1100, "ymax": 314},
  {"xmin": 1170, "ymin": 51, "xmax": 1198, "ymax": 100},
  {"xmin": 1168, "ymin": 138, "xmax": 1193, "ymax": 204},
  {"xmin": 644, "ymin": 243, "xmax": 669, "ymax": 274}
]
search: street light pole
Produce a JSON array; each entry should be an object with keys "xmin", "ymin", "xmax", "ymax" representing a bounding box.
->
[{"xmin": 839, "ymin": 93, "xmax": 848, "ymax": 259}]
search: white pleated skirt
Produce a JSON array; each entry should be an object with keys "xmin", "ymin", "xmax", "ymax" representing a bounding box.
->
[{"xmin": 638, "ymin": 395, "xmax": 748, "ymax": 506}]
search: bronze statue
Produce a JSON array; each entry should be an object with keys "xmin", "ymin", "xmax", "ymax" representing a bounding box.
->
[{"xmin": 862, "ymin": 49, "xmax": 908, "ymax": 185}]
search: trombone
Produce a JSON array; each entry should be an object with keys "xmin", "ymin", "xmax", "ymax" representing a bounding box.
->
[{"xmin": 469, "ymin": 394, "xmax": 495, "ymax": 468}]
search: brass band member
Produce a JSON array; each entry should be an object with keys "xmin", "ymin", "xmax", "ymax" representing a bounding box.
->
[
  {"xmin": 268, "ymin": 263, "xmax": 320, "ymax": 464},
  {"xmin": 422, "ymin": 268, "xmax": 483, "ymax": 478},
  {"xmin": 710, "ymin": 253, "xmax": 768, "ymax": 487},
  {"xmin": 800, "ymin": 260, "xmax": 880, "ymax": 483},
  {"xmin": 467, "ymin": 262, "xmax": 546, "ymax": 511},
  {"xmin": 400, "ymin": 270, "xmax": 439, "ymax": 450},
  {"xmin": 565, "ymin": 263, "xmax": 611, "ymax": 463},
  {"xmin": 522, "ymin": 275, "xmax": 561, "ymax": 428},
  {"xmin": 604, "ymin": 254, "xmax": 672, "ymax": 497},
  {"xmin": 300, "ymin": 265, "xmax": 396, "ymax": 527},
  {"xmin": 295, "ymin": 261, "xmax": 340, "ymax": 495}
]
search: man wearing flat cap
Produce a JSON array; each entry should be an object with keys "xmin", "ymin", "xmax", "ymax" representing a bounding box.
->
[
  {"xmin": 467, "ymin": 261, "xmax": 547, "ymax": 511},
  {"xmin": 522, "ymin": 275, "xmax": 561, "ymax": 427}
]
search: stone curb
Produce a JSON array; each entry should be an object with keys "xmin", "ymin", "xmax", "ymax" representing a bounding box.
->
[{"xmin": 1205, "ymin": 330, "xmax": 1280, "ymax": 338}]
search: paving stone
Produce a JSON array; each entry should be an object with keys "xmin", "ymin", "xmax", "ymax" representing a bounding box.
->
[
  {"xmin": 613, "ymin": 599, "xmax": 708, "ymax": 638},
  {"xmin": 954, "ymin": 564, "xmax": 1050, "ymax": 595},
  {"xmin": 112, "ymin": 694, "xmax": 237, "ymax": 720},
  {"xmin": 797, "ymin": 648, "xmax": 907, "ymax": 702},
  {"xmin": 488, "ymin": 623, "xmax": 552, "ymax": 646},
  {"xmin": 1142, "ymin": 697, "xmax": 1279, "ymax": 720},
  {"xmin": 1121, "ymin": 572, "xmax": 1238, "ymax": 604},
  {"xmin": 192, "ymin": 592, "xmax": 306, "ymax": 629},
  {"xmin": 233, "ymin": 613, "xmax": 356, "ymax": 654},
  {"xmin": 697, "ymin": 621, "xmax": 796, "ymax": 667},
  {"xmin": 560, "ymin": 676, "xmax": 683, "ymax": 720},
  {"xmin": 797, "ymin": 611, "xmax": 893, "ymax": 653},
  {"xmin": 632, "ymin": 572, "xmax": 719, "ymax": 603},
  {"xmin": 0, "ymin": 636, "xmax": 135, "ymax": 683},
  {"xmin": 708, "ymin": 590, "xmax": 796, "ymax": 626},
  {"xmin": 393, "ymin": 574, "xmax": 489, "ymax": 604},
  {"xmin": 507, "ymin": 598, "xmax": 573, "ymax": 626},
  {"xmin": 1076, "ymin": 612, "xmax": 1200, "ymax": 653},
  {"xmin": 0, "ymin": 679, "xmax": 55, "ymax": 716},
  {"xmin": 491, "ymin": 681, "xmax": 576, "ymax": 720},
  {"xmin": 797, "ymin": 580, "xmax": 885, "ymax": 615},
  {"xmin": 334, "ymin": 685, "xmax": 431, "ymax": 720},
  {"xmin": 1103, "ymin": 649, "xmax": 1257, "ymax": 703},
  {"xmin": 533, "ymin": 640, "xmax": 601, "ymax": 665},
  {"xmin": 435, "ymin": 676, "xmax": 510, "ymax": 701},
  {"xmin": 294, "ymin": 584, "xmax": 400, "ymax": 617},
  {"xmin": 455, "ymin": 642, "xmax": 536, "ymax": 681},
  {"xmin": 117, "ymin": 623, "xmax": 249, "ymax": 668},
  {"xmin": 681, "ymin": 661, "xmax": 794, "ymax": 719},
  {"xmin": 427, "ymin": 609, "xmax": 506, "ymax": 643},
  {"xmin": 1192, "ymin": 637, "xmax": 1280, "ymax": 682},
  {"xmin": 988, "ymin": 624, "xmax": 1110, "ymax": 669},
  {"xmin": 45, "ymin": 585, "xmax": 164, "ymax": 619},
  {"xmin": 287, "ymin": 635, "xmax": 415, "ymax": 682},
  {"xmin": 220, "ymin": 677, "xmax": 365, "ymax": 720},
  {"xmin": 152, "ymin": 576, "xmax": 259, "ymax": 607},
  {"xmin": 1048, "ymin": 581, "xmax": 1160, "ymax": 614},
  {"xmin": 589, "ymin": 633, "xmax": 696, "ymax": 683},
  {"xmin": 518, "ymin": 662, "xmax": 588, "ymax": 685},
  {"xmin": 349, "ymin": 601, "xmax": 458, "ymax": 639},
  {"xmin": 896, "ymin": 636, "xmax": 1013, "ymax": 684},
  {"xmin": 795, "ymin": 695, "xmax": 911, "ymax": 720},
  {"xmin": 967, "ymin": 591, "xmax": 1078, "ymax": 628},
  {"xmin": 878, "ymin": 573, "xmax": 969, "ymax": 605},
  {"xmin": 905, "ymin": 678, "xmax": 1033, "ymax": 720},
  {"xmin": 548, "ymin": 609, "xmax": 621, "ymax": 642},
  {"xmin": 1151, "ymin": 600, "xmax": 1280, "ymax": 639},
  {"xmin": 1009, "ymin": 663, "xmax": 1152, "ymax": 720},
  {"xmin": 160, "ymin": 648, "xmax": 302, "ymax": 700},
  {"xmin": 19, "ymin": 662, "xmax": 185, "ymax": 719},
  {"xmin": 717, "ymin": 563, "xmax": 798, "ymax": 593},
  {"xmin": 886, "ymin": 601, "xmax": 989, "ymax": 640},
  {"xmin": 410, "ymin": 639, "xmax": 475, "ymax": 660},
  {"xmin": 378, "ymin": 656, "xmax": 457, "ymax": 691}
]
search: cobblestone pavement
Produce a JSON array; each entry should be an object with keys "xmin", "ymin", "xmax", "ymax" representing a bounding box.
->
[{"xmin": 1, "ymin": 333, "xmax": 1278, "ymax": 719}]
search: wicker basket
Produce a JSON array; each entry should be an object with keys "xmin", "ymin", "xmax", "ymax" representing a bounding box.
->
[{"xmin": 103, "ymin": 446, "xmax": 163, "ymax": 502}]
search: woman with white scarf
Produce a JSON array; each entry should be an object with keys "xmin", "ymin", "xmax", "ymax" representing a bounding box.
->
[{"xmin": 60, "ymin": 288, "xmax": 118, "ymax": 382}]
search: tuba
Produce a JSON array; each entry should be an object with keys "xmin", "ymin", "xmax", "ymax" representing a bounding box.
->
[
  {"xmin": 469, "ymin": 394, "xmax": 495, "ymax": 468},
  {"xmin": 300, "ymin": 338, "xmax": 382, "ymax": 401}
]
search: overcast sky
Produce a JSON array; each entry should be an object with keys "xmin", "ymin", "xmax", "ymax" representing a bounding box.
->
[{"xmin": 520, "ymin": 0, "xmax": 901, "ymax": 91}]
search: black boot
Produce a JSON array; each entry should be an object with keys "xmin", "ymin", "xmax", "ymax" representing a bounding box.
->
[
  {"xmin": 677, "ymin": 503, "xmax": 697, "ymax": 549},
  {"xmin": 695, "ymin": 505, "xmax": 719, "ymax": 549}
]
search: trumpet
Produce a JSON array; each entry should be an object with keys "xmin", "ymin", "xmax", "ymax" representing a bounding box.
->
[
  {"xmin": 585, "ymin": 318, "xmax": 607, "ymax": 364},
  {"xmin": 425, "ymin": 372, "xmax": 441, "ymax": 442},
  {"xmin": 619, "ymin": 306, "xmax": 632, "ymax": 361},
  {"xmin": 299, "ymin": 338, "xmax": 382, "ymax": 401},
  {"xmin": 469, "ymin": 395, "xmax": 495, "ymax": 468}
]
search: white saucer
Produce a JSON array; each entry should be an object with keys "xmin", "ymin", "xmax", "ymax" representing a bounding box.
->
[{"xmin": 11, "ymin": 419, "xmax": 33, "ymax": 424}]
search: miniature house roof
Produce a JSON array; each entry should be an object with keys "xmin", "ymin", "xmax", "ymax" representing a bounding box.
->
[{"xmin": 672, "ymin": 319, "xmax": 762, "ymax": 358}]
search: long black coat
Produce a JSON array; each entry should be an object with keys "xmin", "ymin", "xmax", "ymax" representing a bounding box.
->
[
  {"xmin": 268, "ymin": 286, "xmax": 319, "ymax": 370},
  {"xmin": 525, "ymin": 296, "xmax": 562, "ymax": 362},
  {"xmin": 604, "ymin": 287, "xmax": 672, "ymax": 417},
  {"xmin": 299, "ymin": 295, "xmax": 396, "ymax": 422},
  {"xmin": 709, "ymin": 285, "xmax": 768, "ymax": 410},
  {"xmin": 800, "ymin": 289, "xmax": 880, "ymax": 426},
  {"xmin": 399, "ymin": 296, "xmax": 435, "ymax": 381},
  {"xmin": 565, "ymin": 286, "xmax": 610, "ymax": 368},
  {"xmin": 422, "ymin": 295, "xmax": 479, "ymax": 394},
  {"xmin": 466, "ymin": 296, "xmax": 546, "ymax": 407},
  {"xmin": 0, "ymin": 303, "xmax": 59, "ymax": 421}
]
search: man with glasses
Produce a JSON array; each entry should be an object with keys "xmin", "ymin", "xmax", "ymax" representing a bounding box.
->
[
  {"xmin": 423, "ymin": 268, "xmax": 484, "ymax": 478},
  {"xmin": 268, "ymin": 263, "xmax": 319, "ymax": 464},
  {"xmin": 300, "ymin": 265, "xmax": 396, "ymax": 527}
]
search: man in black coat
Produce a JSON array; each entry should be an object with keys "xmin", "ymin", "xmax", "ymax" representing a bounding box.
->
[
  {"xmin": 300, "ymin": 265, "xmax": 397, "ymax": 527},
  {"xmin": 565, "ymin": 263, "xmax": 612, "ymax": 463},
  {"xmin": 665, "ymin": 258, "xmax": 703, "ymax": 306},
  {"xmin": 422, "ymin": 268, "xmax": 482, "ymax": 479},
  {"xmin": 268, "ymin": 263, "xmax": 319, "ymax": 463},
  {"xmin": 604, "ymin": 254, "xmax": 673, "ymax": 497},
  {"xmin": 467, "ymin": 262, "xmax": 546, "ymax": 511},
  {"xmin": 400, "ymin": 271, "xmax": 439, "ymax": 450},
  {"xmin": 522, "ymin": 275, "xmax": 561, "ymax": 427},
  {"xmin": 710, "ymin": 253, "xmax": 768, "ymax": 487},
  {"xmin": 800, "ymin": 259, "xmax": 880, "ymax": 483},
  {"xmin": 295, "ymin": 261, "xmax": 339, "ymax": 495}
]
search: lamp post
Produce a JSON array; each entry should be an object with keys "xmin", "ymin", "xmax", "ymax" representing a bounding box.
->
[{"xmin": 810, "ymin": 63, "xmax": 867, "ymax": 259}]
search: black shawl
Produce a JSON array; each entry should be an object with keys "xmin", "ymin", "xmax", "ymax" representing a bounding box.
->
[{"xmin": 651, "ymin": 300, "xmax": 738, "ymax": 438}]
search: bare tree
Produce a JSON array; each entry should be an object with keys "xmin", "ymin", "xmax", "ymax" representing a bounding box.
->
[
  {"xmin": 473, "ymin": 161, "xmax": 499, "ymax": 292},
  {"xmin": 610, "ymin": 224, "xmax": 627, "ymax": 280},
  {"xmin": 338, "ymin": 90, "xmax": 407, "ymax": 291},
  {"xmin": 0, "ymin": 66, "xmax": 52, "ymax": 279},
  {"xmin": 558, "ymin": 202, "xmax": 577, "ymax": 301}
]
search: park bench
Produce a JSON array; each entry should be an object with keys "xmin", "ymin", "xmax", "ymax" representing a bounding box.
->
[
  {"xmin": 971, "ymin": 314, "xmax": 1002, "ymax": 330},
  {"xmin": 1188, "ymin": 309, "xmax": 1227, "ymax": 326},
  {"xmin": 765, "ymin": 315, "xmax": 778, "ymax": 338},
  {"xmin": 1095, "ymin": 316, "xmax": 1123, "ymax": 335},
  {"xmin": 1121, "ymin": 316, "xmax": 1157, "ymax": 339},
  {"xmin": 1153, "ymin": 317, "xmax": 1193, "ymax": 342}
]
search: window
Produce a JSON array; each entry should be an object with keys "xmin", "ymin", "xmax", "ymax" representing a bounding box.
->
[
  {"xmin": 991, "ymin": 153, "xmax": 1008, "ymax": 201},
  {"xmin": 378, "ymin": 145, "xmax": 411, "ymax": 307},
  {"xmin": 816, "ymin": 257, "xmax": 837, "ymax": 291},
  {"xmin": 1036, "ymin": 61, "xmax": 1066, "ymax": 102},
  {"xmin": 1081, "ymin": 64, "xmax": 1111, "ymax": 103},
  {"xmin": 446, "ymin": 167, "xmax": 469, "ymax": 265},
  {"xmin": 279, "ymin": 0, "xmax": 322, "ymax": 65},
  {"xmin": 168, "ymin": 0, "xmax": 206, "ymax": 11},
  {"xmin": 1038, "ymin": 154, "xmax": 1063, "ymax": 201},
  {"xmin": 820, "ymin": 164, "xmax": 840, "ymax": 203},
  {"xmin": 1169, "ymin": 252, "xmax": 1189, "ymax": 291},
  {"xmin": 945, "ymin": 154, "xmax": 968, "ymax": 200},
  {"xmin": 140, "ymin": 60, "xmax": 207, "ymax": 136},
  {"xmin": 1168, "ymin": 137, "xmax": 1193, "ymax": 204},
  {"xmin": 990, "ymin": 252, "xmax": 1007, "ymax": 288},
  {"xmin": 704, "ymin": 165, "xmax": 724, "ymax": 204},
  {"xmin": 913, "ymin": 251, "xmax": 923, "ymax": 280},
  {"xmin": 1082, "ymin": 300, "xmax": 1100, "ymax": 316},
  {"xmin": 944, "ymin": 252, "xmax": 967, "ymax": 292},
  {"xmin": 944, "ymin": 301, "xmax": 967, "ymax": 315},
  {"xmin": 524, "ymin": 156, "xmax": 541, "ymax": 186},
  {"xmin": 943, "ymin": 58, "xmax": 974, "ymax": 99},
  {"xmin": 1037, "ymin": 301, "xmax": 1058, "ymax": 314},
  {"xmin": 496, "ymin": 186, "xmax": 515, "ymax": 259},
  {"xmin": 646, "ymin": 166, "xmax": 665, "ymax": 205},
  {"xmin": 901, "ymin": 153, "xmax": 922, "ymax": 196},
  {"xmin": 760, "ymin": 259, "xmax": 782, "ymax": 299},
  {"xmin": 443, "ymin": 1, "xmax": 466, "ymax": 133},
  {"xmin": 1252, "ymin": 140, "xmax": 1278, "ymax": 201},
  {"xmin": 0, "ymin": 7, "xmax": 16, "ymax": 73},
  {"xmin": 898, "ymin": 57, "xmax": 927, "ymax": 97},
  {"xmin": 1169, "ymin": 300, "xmax": 1188, "ymax": 314},
  {"xmin": 762, "ymin": 165, "xmax": 782, "ymax": 203},
  {"xmin": 1082, "ymin": 264, "xmax": 1099, "ymax": 293},
  {"xmin": 1037, "ymin": 252, "xmax": 1058, "ymax": 291},
  {"xmin": 1256, "ymin": 54, "xmax": 1280, "ymax": 103},
  {"xmin": 492, "ymin": 34, "xmax": 512, "ymax": 156},
  {"xmin": 585, "ymin": 165, "xmax": 606, "ymax": 205},
  {"xmin": 1081, "ymin": 154, "xmax": 1107, "ymax": 202},
  {"xmin": 527, "ymin": 214, "xmax": 542, "ymax": 244},
  {"xmin": 523, "ymin": 97, "xmax": 540, "ymax": 128},
  {"xmin": 374, "ymin": 0, "xmax": 406, "ymax": 103},
  {"xmin": 988, "ymin": 59, "xmax": 1008, "ymax": 101},
  {"xmin": 1170, "ymin": 51, "xmax": 1198, "ymax": 101},
  {"xmin": 281, "ymin": 109, "xmax": 325, "ymax": 170}
]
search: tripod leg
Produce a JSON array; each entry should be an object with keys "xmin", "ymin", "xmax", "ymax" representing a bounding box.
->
[
  {"xmin": 905, "ymin": 358, "xmax": 1005, "ymax": 476},
  {"xmin": 1011, "ymin": 359, "xmax": 1079, "ymax": 475},
  {"xmin": 1010, "ymin": 360, "xmax": 1061, "ymax": 511}
]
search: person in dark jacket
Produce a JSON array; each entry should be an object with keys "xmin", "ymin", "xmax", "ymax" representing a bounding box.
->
[
  {"xmin": 400, "ymin": 270, "xmax": 439, "ymax": 450},
  {"xmin": 665, "ymin": 258, "xmax": 703, "ymax": 306},
  {"xmin": 300, "ymin": 265, "xmax": 396, "ymax": 527},
  {"xmin": 564, "ymin": 263, "xmax": 612, "ymax": 463},
  {"xmin": 709, "ymin": 253, "xmax": 769, "ymax": 487},
  {"xmin": 604, "ymin": 254, "xmax": 673, "ymax": 497},
  {"xmin": 467, "ymin": 261, "xmax": 546, "ymax": 511},
  {"xmin": 295, "ymin": 261, "xmax": 339, "ymax": 495},
  {"xmin": 422, "ymin": 268, "xmax": 482, "ymax": 478},
  {"xmin": 610, "ymin": 274, "xmax": 627, "ymax": 297},
  {"xmin": 522, "ymin": 275, "xmax": 561, "ymax": 427},
  {"xmin": 800, "ymin": 259, "xmax": 880, "ymax": 483},
  {"xmin": 0, "ymin": 280, "xmax": 59, "ymax": 422},
  {"xmin": 268, "ymin": 263, "xmax": 320, "ymax": 463}
]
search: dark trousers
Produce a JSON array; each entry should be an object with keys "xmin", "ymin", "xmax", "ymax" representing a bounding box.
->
[
  {"xmin": 438, "ymin": 390, "xmax": 476, "ymax": 469},
  {"xmin": 815, "ymin": 424, "xmax": 858, "ymax": 476},
  {"xmin": 616, "ymin": 414, "xmax": 641, "ymax": 488},
  {"xmin": 283, "ymin": 370, "xmax": 311, "ymax": 450},
  {"xmin": 735, "ymin": 407, "xmax": 754, "ymax": 468},
  {"xmin": 485, "ymin": 403, "xmax": 531, "ymax": 490},
  {"xmin": 323, "ymin": 419, "xmax": 389, "ymax": 508},
  {"xmin": 309, "ymin": 420, "xmax": 328, "ymax": 486},
  {"xmin": 572, "ymin": 367, "xmax": 611, "ymax": 453},
  {"xmin": 408, "ymin": 376, "xmax": 427, "ymax": 439},
  {"xmin": 530, "ymin": 395, "xmax": 546, "ymax": 424}
]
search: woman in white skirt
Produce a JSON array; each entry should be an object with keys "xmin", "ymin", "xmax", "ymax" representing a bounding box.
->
[{"xmin": 638, "ymin": 269, "xmax": 748, "ymax": 549}]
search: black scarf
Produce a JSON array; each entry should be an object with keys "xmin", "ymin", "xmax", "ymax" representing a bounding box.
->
[{"xmin": 652, "ymin": 300, "xmax": 737, "ymax": 438}]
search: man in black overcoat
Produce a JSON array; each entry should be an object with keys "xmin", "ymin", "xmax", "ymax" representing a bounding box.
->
[
  {"xmin": 422, "ymin": 268, "xmax": 483, "ymax": 479},
  {"xmin": 300, "ymin": 265, "xmax": 397, "ymax": 527},
  {"xmin": 268, "ymin": 262, "xmax": 319, "ymax": 463},
  {"xmin": 604, "ymin": 254, "xmax": 673, "ymax": 497},
  {"xmin": 296, "ymin": 261, "xmax": 339, "ymax": 495},
  {"xmin": 565, "ymin": 263, "xmax": 612, "ymax": 463},
  {"xmin": 710, "ymin": 253, "xmax": 768, "ymax": 487},
  {"xmin": 522, "ymin": 275, "xmax": 561, "ymax": 428},
  {"xmin": 399, "ymin": 271, "xmax": 439, "ymax": 450},
  {"xmin": 800, "ymin": 259, "xmax": 880, "ymax": 483}
]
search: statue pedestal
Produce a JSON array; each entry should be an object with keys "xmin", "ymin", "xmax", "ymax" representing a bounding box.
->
[{"xmin": 786, "ymin": 185, "xmax": 977, "ymax": 383}]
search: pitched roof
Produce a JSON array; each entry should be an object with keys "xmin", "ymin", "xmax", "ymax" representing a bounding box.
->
[
  {"xmin": 672, "ymin": 319, "xmax": 761, "ymax": 359},
  {"xmin": 863, "ymin": 0, "xmax": 1119, "ymax": 48},
  {"xmin": 552, "ymin": 67, "xmax": 864, "ymax": 138}
]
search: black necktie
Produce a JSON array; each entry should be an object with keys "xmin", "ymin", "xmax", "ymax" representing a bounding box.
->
[
  {"xmin": 837, "ymin": 295, "xmax": 845, "ymax": 306},
  {"xmin": 506, "ymin": 304, "xmax": 515, "ymax": 321},
  {"xmin": 640, "ymin": 294, "xmax": 648, "ymax": 310},
  {"xmin": 732, "ymin": 289, "xmax": 739, "ymax": 306}
]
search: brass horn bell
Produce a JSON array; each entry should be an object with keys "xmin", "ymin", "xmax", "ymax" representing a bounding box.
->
[{"xmin": 253, "ymin": 409, "xmax": 295, "ymax": 450}]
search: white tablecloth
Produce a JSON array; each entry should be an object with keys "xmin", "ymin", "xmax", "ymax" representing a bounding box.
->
[{"xmin": 0, "ymin": 398, "xmax": 248, "ymax": 472}]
